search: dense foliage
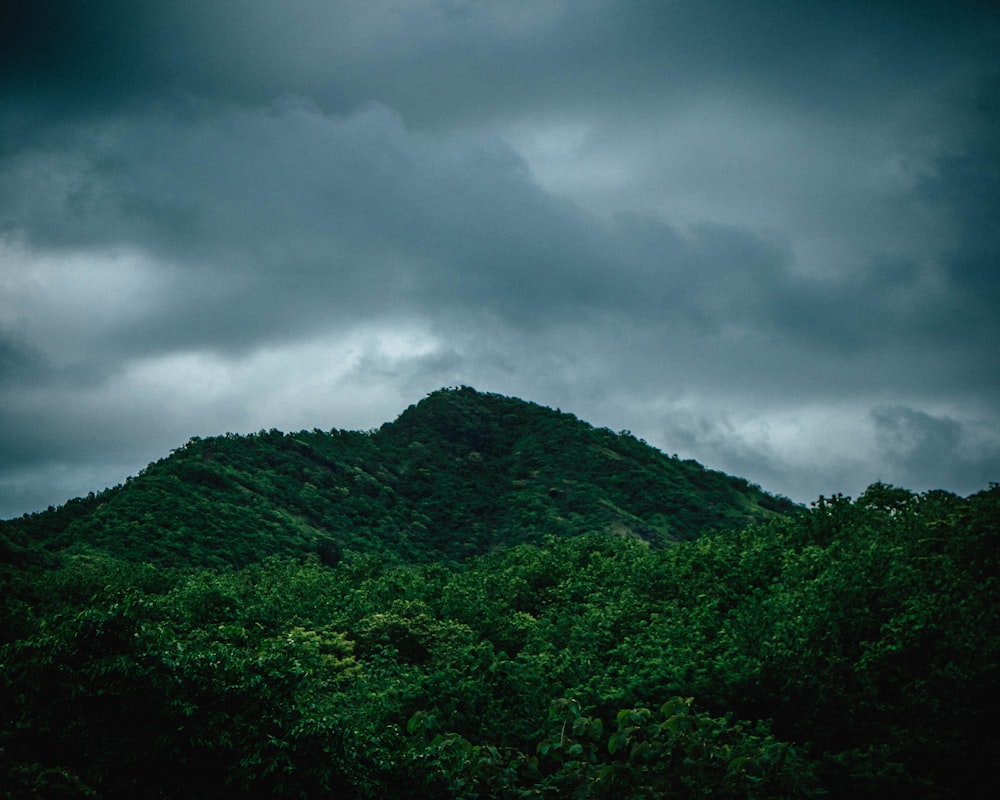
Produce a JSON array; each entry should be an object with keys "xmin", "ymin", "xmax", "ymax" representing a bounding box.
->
[
  {"xmin": 0, "ymin": 387, "xmax": 794, "ymax": 569},
  {"xmin": 2, "ymin": 480, "xmax": 997, "ymax": 798},
  {"xmin": 2, "ymin": 389, "xmax": 996, "ymax": 796}
]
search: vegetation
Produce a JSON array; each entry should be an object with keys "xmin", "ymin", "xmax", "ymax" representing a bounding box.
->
[
  {"xmin": 0, "ymin": 387, "xmax": 794, "ymax": 568},
  {"xmin": 1, "ymin": 388, "xmax": 996, "ymax": 798}
]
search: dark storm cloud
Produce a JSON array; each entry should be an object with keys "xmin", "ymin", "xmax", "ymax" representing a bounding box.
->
[
  {"xmin": 1, "ymin": 1, "xmax": 998, "ymax": 516},
  {"xmin": 0, "ymin": 97, "xmax": 615, "ymax": 347},
  {"xmin": 6, "ymin": 86, "xmax": 992, "ymax": 350},
  {"xmin": 5, "ymin": 1, "xmax": 994, "ymax": 121},
  {"xmin": 5, "ymin": 89, "xmax": 987, "ymax": 380}
]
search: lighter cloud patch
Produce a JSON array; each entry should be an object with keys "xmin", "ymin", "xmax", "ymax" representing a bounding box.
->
[
  {"xmin": 365, "ymin": 326, "xmax": 440, "ymax": 361},
  {"xmin": 672, "ymin": 401, "xmax": 880, "ymax": 464},
  {"xmin": 654, "ymin": 400, "xmax": 888, "ymax": 502},
  {"xmin": 750, "ymin": 406, "xmax": 882, "ymax": 467},
  {"xmin": 114, "ymin": 324, "xmax": 442, "ymax": 434},
  {"xmin": 0, "ymin": 240, "xmax": 167, "ymax": 363},
  {"xmin": 500, "ymin": 119, "xmax": 633, "ymax": 207},
  {"xmin": 697, "ymin": 402, "xmax": 999, "ymax": 501}
]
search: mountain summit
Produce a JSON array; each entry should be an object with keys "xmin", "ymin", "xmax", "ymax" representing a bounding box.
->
[{"xmin": 2, "ymin": 387, "xmax": 795, "ymax": 569}]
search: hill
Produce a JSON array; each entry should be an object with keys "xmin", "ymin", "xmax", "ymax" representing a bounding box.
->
[
  {"xmin": 0, "ymin": 388, "xmax": 997, "ymax": 798},
  {"xmin": 0, "ymin": 386, "xmax": 796, "ymax": 569}
]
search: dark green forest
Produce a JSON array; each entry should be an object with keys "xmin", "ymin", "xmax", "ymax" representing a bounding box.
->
[{"xmin": 1, "ymin": 388, "xmax": 997, "ymax": 798}]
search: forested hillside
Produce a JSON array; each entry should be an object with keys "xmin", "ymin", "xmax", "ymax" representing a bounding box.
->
[
  {"xmin": 1, "ymin": 389, "xmax": 997, "ymax": 799},
  {"xmin": 0, "ymin": 387, "xmax": 794, "ymax": 568}
]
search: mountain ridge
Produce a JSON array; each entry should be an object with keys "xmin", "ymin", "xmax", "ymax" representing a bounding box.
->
[{"xmin": 1, "ymin": 386, "xmax": 796, "ymax": 569}]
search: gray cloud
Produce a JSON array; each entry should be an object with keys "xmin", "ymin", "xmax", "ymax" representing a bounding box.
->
[
  {"xmin": 1, "ymin": 1, "xmax": 998, "ymax": 517},
  {"xmin": 871, "ymin": 405, "xmax": 1000, "ymax": 495}
]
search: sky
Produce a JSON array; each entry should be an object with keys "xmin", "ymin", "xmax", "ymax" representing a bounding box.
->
[{"xmin": 2, "ymin": 0, "xmax": 999, "ymax": 518}]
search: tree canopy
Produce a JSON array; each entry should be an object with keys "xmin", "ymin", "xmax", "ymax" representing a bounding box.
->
[{"xmin": 1, "ymin": 389, "xmax": 996, "ymax": 798}]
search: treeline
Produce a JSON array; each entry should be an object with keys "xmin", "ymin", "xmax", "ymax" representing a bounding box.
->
[{"xmin": 2, "ymin": 483, "xmax": 997, "ymax": 798}]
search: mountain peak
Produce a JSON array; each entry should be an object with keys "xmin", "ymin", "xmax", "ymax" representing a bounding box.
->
[{"xmin": 2, "ymin": 388, "xmax": 796, "ymax": 569}]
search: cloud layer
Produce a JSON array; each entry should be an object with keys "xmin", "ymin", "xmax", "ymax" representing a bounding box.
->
[{"xmin": 2, "ymin": 1, "xmax": 998, "ymax": 516}]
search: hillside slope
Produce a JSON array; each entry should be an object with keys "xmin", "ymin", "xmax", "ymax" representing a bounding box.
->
[{"xmin": 1, "ymin": 387, "xmax": 796, "ymax": 568}]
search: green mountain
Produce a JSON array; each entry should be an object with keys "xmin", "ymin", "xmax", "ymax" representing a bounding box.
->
[
  {"xmin": 1, "ymin": 386, "xmax": 796, "ymax": 569},
  {"xmin": 1, "ymin": 387, "xmax": 997, "ymax": 799}
]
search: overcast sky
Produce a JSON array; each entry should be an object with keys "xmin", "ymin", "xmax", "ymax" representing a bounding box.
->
[{"xmin": 2, "ymin": 0, "xmax": 999, "ymax": 518}]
